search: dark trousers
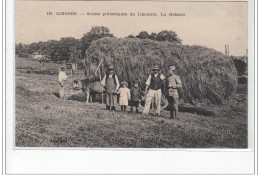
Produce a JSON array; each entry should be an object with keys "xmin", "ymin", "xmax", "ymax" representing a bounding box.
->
[
  {"xmin": 131, "ymin": 100, "xmax": 139, "ymax": 108},
  {"xmin": 131, "ymin": 100, "xmax": 139, "ymax": 112},
  {"xmin": 167, "ymin": 96, "xmax": 179, "ymax": 118}
]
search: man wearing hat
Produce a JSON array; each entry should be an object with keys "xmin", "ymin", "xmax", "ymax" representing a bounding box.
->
[
  {"xmin": 58, "ymin": 66, "xmax": 68, "ymax": 99},
  {"xmin": 142, "ymin": 65, "xmax": 166, "ymax": 116},
  {"xmin": 101, "ymin": 65, "xmax": 120, "ymax": 110},
  {"xmin": 166, "ymin": 65, "xmax": 182, "ymax": 119}
]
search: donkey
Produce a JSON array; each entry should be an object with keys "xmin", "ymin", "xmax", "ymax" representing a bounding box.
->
[{"xmin": 70, "ymin": 77, "xmax": 105, "ymax": 105}]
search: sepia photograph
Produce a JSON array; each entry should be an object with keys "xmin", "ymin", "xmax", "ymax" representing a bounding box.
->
[{"xmin": 15, "ymin": 0, "xmax": 249, "ymax": 148}]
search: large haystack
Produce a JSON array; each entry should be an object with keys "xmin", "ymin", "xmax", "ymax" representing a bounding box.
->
[{"xmin": 85, "ymin": 37, "xmax": 237, "ymax": 104}]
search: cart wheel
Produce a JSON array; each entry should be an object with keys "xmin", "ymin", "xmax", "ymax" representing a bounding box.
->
[{"xmin": 161, "ymin": 94, "xmax": 169, "ymax": 110}]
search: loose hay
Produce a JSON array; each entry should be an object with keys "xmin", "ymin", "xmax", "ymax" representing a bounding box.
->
[{"xmin": 85, "ymin": 37, "xmax": 237, "ymax": 104}]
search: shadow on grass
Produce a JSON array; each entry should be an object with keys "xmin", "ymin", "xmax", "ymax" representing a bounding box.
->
[
  {"xmin": 53, "ymin": 92, "xmax": 60, "ymax": 98},
  {"xmin": 68, "ymin": 94, "xmax": 106, "ymax": 104},
  {"xmin": 179, "ymin": 105, "xmax": 215, "ymax": 117},
  {"xmin": 57, "ymin": 92, "xmax": 215, "ymax": 117},
  {"xmin": 162, "ymin": 104, "xmax": 215, "ymax": 117},
  {"xmin": 52, "ymin": 92, "xmax": 87, "ymax": 102},
  {"xmin": 67, "ymin": 94, "xmax": 86, "ymax": 102},
  {"xmin": 25, "ymin": 69, "xmax": 58, "ymax": 75}
]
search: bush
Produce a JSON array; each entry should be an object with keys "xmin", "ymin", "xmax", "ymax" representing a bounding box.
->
[{"xmin": 232, "ymin": 58, "xmax": 247, "ymax": 76}]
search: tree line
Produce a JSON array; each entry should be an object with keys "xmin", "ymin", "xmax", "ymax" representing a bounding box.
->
[{"xmin": 16, "ymin": 26, "xmax": 182, "ymax": 62}]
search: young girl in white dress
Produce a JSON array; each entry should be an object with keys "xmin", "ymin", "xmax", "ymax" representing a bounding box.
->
[{"xmin": 118, "ymin": 81, "xmax": 131, "ymax": 111}]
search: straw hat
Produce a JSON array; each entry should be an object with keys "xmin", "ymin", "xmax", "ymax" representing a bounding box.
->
[
  {"xmin": 108, "ymin": 66, "xmax": 114, "ymax": 71},
  {"xmin": 152, "ymin": 66, "xmax": 159, "ymax": 70}
]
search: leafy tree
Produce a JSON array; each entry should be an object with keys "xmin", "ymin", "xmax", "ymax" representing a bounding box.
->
[
  {"xmin": 15, "ymin": 43, "xmax": 31, "ymax": 57},
  {"xmin": 149, "ymin": 32, "xmax": 157, "ymax": 40},
  {"xmin": 42, "ymin": 37, "xmax": 80, "ymax": 62},
  {"xmin": 68, "ymin": 46, "xmax": 81, "ymax": 63},
  {"xmin": 155, "ymin": 30, "xmax": 182, "ymax": 44},
  {"xmin": 127, "ymin": 35, "xmax": 135, "ymax": 38},
  {"xmin": 45, "ymin": 40, "xmax": 60, "ymax": 61},
  {"xmin": 15, "ymin": 43, "xmax": 25, "ymax": 54},
  {"xmin": 28, "ymin": 42, "xmax": 40, "ymax": 54},
  {"xmin": 232, "ymin": 56, "xmax": 247, "ymax": 76},
  {"xmin": 60, "ymin": 37, "xmax": 80, "ymax": 61},
  {"xmin": 136, "ymin": 31, "xmax": 150, "ymax": 39},
  {"xmin": 134, "ymin": 30, "xmax": 182, "ymax": 44},
  {"xmin": 80, "ymin": 26, "xmax": 113, "ymax": 58},
  {"xmin": 37, "ymin": 41, "xmax": 52, "ymax": 59}
]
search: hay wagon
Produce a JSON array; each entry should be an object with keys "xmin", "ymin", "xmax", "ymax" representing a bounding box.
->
[{"xmin": 84, "ymin": 37, "xmax": 237, "ymax": 105}]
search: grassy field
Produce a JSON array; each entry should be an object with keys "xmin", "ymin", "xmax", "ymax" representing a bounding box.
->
[{"xmin": 15, "ymin": 57, "xmax": 247, "ymax": 148}]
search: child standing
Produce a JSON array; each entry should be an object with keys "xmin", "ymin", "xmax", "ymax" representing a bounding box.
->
[
  {"xmin": 118, "ymin": 81, "xmax": 131, "ymax": 111},
  {"xmin": 130, "ymin": 81, "xmax": 142, "ymax": 113}
]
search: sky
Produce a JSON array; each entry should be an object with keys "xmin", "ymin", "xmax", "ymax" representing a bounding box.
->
[{"xmin": 15, "ymin": 1, "xmax": 248, "ymax": 56}]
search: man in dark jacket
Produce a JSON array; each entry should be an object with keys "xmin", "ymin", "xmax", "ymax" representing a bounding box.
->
[{"xmin": 101, "ymin": 66, "xmax": 120, "ymax": 110}]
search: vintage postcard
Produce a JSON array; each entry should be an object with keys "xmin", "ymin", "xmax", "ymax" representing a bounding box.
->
[
  {"xmin": 6, "ymin": 0, "xmax": 255, "ymax": 174},
  {"xmin": 15, "ymin": 0, "xmax": 249, "ymax": 148}
]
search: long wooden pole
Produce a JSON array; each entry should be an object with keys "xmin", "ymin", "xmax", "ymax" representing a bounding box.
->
[{"xmin": 95, "ymin": 58, "xmax": 103, "ymax": 75}]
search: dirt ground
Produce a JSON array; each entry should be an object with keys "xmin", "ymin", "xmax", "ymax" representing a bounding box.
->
[{"xmin": 15, "ymin": 57, "xmax": 248, "ymax": 148}]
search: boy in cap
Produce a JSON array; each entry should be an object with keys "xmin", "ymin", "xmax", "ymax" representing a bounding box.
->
[
  {"xmin": 101, "ymin": 66, "xmax": 120, "ymax": 110},
  {"xmin": 130, "ymin": 81, "xmax": 142, "ymax": 113},
  {"xmin": 118, "ymin": 81, "xmax": 131, "ymax": 111},
  {"xmin": 166, "ymin": 65, "xmax": 182, "ymax": 119},
  {"xmin": 142, "ymin": 65, "xmax": 166, "ymax": 116},
  {"xmin": 58, "ymin": 66, "xmax": 68, "ymax": 98}
]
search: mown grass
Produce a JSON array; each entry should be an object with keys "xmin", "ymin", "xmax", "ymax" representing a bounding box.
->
[{"xmin": 15, "ymin": 57, "xmax": 247, "ymax": 148}]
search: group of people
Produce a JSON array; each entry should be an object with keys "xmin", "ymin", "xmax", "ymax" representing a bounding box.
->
[
  {"xmin": 100, "ymin": 66, "xmax": 142, "ymax": 113},
  {"xmin": 99, "ymin": 65, "xmax": 182, "ymax": 119},
  {"xmin": 58, "ymin": 64, "xmax": 182, "ymax": 119}
]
